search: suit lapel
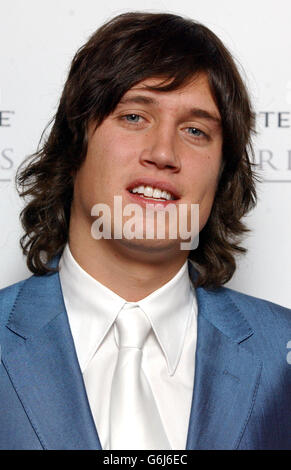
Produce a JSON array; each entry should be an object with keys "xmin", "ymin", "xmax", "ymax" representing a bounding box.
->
[
  {"xmin": 186, "ymin": 265, "xmax": 262, "ymax": 449},
  {"xmin": 2, "ymin": 267, "xmax": 101, "ymax": 450}
]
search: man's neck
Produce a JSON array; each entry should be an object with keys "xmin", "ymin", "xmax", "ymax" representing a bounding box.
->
[{"xmin": 68, "ymin": 226, "xmax": 189, "ymax": 302}]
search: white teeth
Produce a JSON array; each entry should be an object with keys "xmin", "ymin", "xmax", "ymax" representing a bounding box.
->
[
  {"xmin": 153, "ymin": 188, "xmax": 162, "ymax": 198},
  {"xmin": 130, "ymin": 185, "xmax": 175, "ymax": 200},
  {"xmin": 144, "ymin": 186, "xmax": 153, "ymax": 197}
]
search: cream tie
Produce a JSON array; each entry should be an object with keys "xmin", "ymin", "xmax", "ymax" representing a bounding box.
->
[{"xmin": 109, "ymin": 304, "xmax": 171, "ymax": 450}]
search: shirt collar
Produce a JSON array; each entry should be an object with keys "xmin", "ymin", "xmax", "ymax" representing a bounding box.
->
[
  {"xmin": 59, "ymin": 243, "xmax": 195, "ymax": 375},
  {"xmin": 138, "ymin": 262, "xmax": 195, "ymax": 375}
]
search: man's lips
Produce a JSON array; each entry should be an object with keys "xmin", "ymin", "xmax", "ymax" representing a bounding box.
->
[
  {"xmin": 126, "ymin": 177, "xmax": 181, "ymax": 200},
  {"xmin": 127, "ymin": 190, "xmax": 178, "ymax": 208}
]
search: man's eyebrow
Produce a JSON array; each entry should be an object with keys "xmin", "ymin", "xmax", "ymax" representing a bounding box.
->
[
  {"xmin": 186, "ymin": 108, "xmax": 221, "ymax": 124},
  {"xmin": 118, "ymin": 94, "xmax": 221, "ymax": 124},
  {"xmin": 118, "ymin": 95, "xmax": 158, "ymax": 106}
]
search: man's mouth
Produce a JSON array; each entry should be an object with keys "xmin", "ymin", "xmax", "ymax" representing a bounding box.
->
[{"xmin": 128, "ymin": 184, "xmax": 176, "ymax": 202}]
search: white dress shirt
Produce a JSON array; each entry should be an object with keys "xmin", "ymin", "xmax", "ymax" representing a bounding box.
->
[{"xmin": 59, "ymin": 243, "xmax": 198, "ymax": 450}]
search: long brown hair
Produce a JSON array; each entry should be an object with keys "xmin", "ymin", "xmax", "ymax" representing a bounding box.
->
[{"xmin": 16, "ymin": 12, "xmax": 257, "ymax": 288}]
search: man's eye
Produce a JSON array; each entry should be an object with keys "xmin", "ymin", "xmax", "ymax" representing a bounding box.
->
[
  {"xmin": 186, "ymin": 127, "xmax": 205, "ymax": 137},
  {"xmin": 124, "ymin": 114, "xmax": 141, "ymax": 123}
]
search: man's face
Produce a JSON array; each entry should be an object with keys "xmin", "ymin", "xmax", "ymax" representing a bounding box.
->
[{"xmin": 71, "ymin": 73, "xmax": 223, "ymax": 257}]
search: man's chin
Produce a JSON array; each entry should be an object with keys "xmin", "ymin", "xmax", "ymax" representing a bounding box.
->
[{"xmin": 113, "ymin": 236, "xmax": 183, "ymax": 256}]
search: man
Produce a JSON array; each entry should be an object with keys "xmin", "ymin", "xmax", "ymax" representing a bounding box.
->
[{"xmin": 0, "ymin": 12, "xmax": 290, "ymax": 450}]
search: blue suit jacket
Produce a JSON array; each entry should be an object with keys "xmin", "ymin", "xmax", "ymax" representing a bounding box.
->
[{"xmin": 0, "ymin": 259, "xmax": 290, "ymax": 450}]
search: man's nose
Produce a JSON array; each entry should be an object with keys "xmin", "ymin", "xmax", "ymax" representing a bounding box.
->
[{"xmin": 139, "ymin": 123, "xmax": 181, "ymax": 172}]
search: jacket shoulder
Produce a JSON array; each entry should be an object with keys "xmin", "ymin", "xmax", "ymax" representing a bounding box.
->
[
  {"xmin": 0, "ymin": 278, "xmax": 30, "ymax": 328},
  {"xmin": 220, "ymin": 286, "xmax": 291, "ymax": 330}
]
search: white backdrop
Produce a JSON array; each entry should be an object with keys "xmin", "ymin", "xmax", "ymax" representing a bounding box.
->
[{"xmin": 0, "ymin": 0, "xmax": 290, "ymax": 308}]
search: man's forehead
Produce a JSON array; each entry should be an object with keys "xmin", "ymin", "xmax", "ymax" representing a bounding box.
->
[
  {"xmin": 118, "ymin": 73, "xmax": 221, "ymax": 121},
  {"xmin": 125, "ymin": 73, "xmax": 208, "ymax": 94}
]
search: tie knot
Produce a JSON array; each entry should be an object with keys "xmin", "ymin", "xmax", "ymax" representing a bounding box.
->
[{"xmin": 115, "ymin": 304, "xmax": 151, "ymax": 349}]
